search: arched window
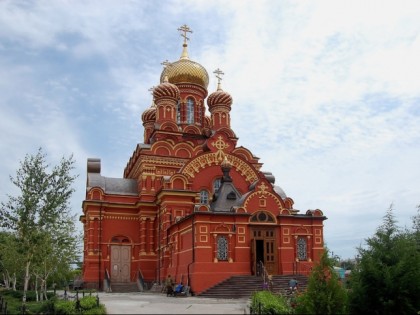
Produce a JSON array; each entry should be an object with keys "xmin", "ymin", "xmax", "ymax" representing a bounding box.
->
[
  {"xmin": 176, "ymin": 100, "xmax": 181, "ymax": 123},
  {"xmin": 250, "ymin": 211, "xmax": 275, "ymax": 223},
  {"xmin": 200, "ymin": 190, "xmax": 209, "ymax": 204},
  {"xmin": 297, "ymin": 237, "xmax": 307, "ymax": 260},
  {"xmin": 213, "ymin": 178, "xmax": 221, "ymax": 193},
  {"xmin": 217, "ymin": 236, "xmax": 228, "ymax": 261},
  {"xmin": 186, "ymin": 98, "xmax": 194, "ymax": 124}
]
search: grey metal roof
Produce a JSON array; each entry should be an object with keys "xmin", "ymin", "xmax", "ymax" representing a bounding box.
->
[
  {"xmin": 273, "ymin": 185, "xmax": 287, "ymax": 199},
  {"xmin": 87, "ymin": 173, "xmax": 138, "ymax": 196},
  {"xmin": 210, "ymin": 181, "xmax": 243, "ymax": 212}
]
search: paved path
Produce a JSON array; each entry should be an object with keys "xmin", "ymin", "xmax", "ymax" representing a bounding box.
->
[{"xmin": 97, "ymin": 292, "xmax": 250, "ymax": 314}]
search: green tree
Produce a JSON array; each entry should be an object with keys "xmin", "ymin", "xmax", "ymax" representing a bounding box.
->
[
  {"xmin": 295, "ymin": 249, "xmax": 348, "ymax": 314},
  {"xmin": 0, "ymin": 148, "xmax": 79, "ymax": 304},
  {"xmin": 348, "ymin": 204, "xmax": 420, "ymax": 314},
  {"xmin": 0, "ymin": 231, "xmax": 24, "ymax": 289}
]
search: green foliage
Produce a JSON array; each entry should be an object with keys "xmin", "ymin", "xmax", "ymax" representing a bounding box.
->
[
  {"xmin": 295, "ymin": 250, "xmax": 348, "ymax": 314},
  {"xmin": 82, "ymin": 304, "xmax": 106, "ymax": 315},
  {"xmin": 79, "ymin": 295, "xmax": 97, "ymax": 310},
  {"xmin": 250, "ymin": 290, "xmax": 293, "ymax": 314},
  {"xmin": 54, "ymin": 299, "xmax": 76, "ymax": 315},
  {"xmin": 0, "ymin": 290, "xmax": 106, "ymax": 315},
  {"xmin": 0, "ymin": 148, "xmax": 80, "ymax": 302},
  {"xmin": 0, "ymin": 289, "xmax": 54, "ymax": 301},
  {"xmin": 348, "ymin": 204, "xmax": 420, "ymax": 315}
]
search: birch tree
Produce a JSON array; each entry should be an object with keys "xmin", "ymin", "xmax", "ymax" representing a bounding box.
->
[{"xmin": 0, "ymin": 148, "xmax": 79, "ymax": 304}]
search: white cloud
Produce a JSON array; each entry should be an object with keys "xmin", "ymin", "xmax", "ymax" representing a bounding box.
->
[{"xmin": 0, "ymin": 0, "xmax": 419, "ymax": 259}]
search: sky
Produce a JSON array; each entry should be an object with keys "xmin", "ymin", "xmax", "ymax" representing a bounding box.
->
[{"xmin": 0, "ymin": 0, "xmax": 419, "ymax": 260}]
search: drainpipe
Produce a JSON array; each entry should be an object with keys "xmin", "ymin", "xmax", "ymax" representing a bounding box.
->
[
  {"xmin": 98, "ymin": 204, "xmax": 103, "ymax": 291},
  {"xmin": 187, "ymin": 213, "xmax": 195, "ymax": 288},
  {"xmin": 158, "ymin": 206, "xmax": 161, "ymax": 283}
]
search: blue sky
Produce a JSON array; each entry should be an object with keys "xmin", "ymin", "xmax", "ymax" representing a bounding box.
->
[{"xmin": 1, "ymin": 0, "xmax": 419, "ymax": 260}]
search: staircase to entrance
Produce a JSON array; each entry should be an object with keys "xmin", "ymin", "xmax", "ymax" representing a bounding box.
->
[
  {"xmin": 197, "ymin": 274, "xmax": 308, "ymax": 299},
  {"xmin": 110, "ymin": 282, "xmax": 140, "ymax": 293}
]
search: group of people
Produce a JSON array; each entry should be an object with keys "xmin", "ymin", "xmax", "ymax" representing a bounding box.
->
[{"xmin": 165, "ymin": 275, "xmax": 185, "ymax": 297}]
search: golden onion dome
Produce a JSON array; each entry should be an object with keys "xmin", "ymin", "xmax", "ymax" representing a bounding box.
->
[
  {"xmin": 160, "ymin": 25, "xmax": 209, "ymax": 89},
  {"xmin": 160, "ymin": 58, "xmax": 209, "ymax": 89}
]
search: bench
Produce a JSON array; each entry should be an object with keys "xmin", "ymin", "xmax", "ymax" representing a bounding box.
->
[{"xmin": 174, "ymin": 285, "xmax": 190, "ymax": 297}]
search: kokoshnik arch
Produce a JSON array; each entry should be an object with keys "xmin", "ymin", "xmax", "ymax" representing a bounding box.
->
[{"xmin": 80, "ymin": 24, "xmax": 327, "ymax": 294}]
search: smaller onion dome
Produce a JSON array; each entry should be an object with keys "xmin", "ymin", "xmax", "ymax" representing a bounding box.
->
[
  {"xmin": 207, "ymin": 89, "xmax": 233, "ymax": 109},
  {"xmin": 203, "ymin": 115, "xmax": 211, "ymax": 128},
  {"xmin": 153, "ymin": 76, "xmax": 180, "ymax": 100},
  {"xmin": 141, "ymin": 105, "xmax": 156, "ymax": 123},
  {"xmin": 207, "ymin": 68, "xmax": 232, "ymax": 110}
]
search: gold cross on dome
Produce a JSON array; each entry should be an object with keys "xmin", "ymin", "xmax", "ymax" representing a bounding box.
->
[
  {"xmin": 161, "ymin": 60, "xmax": 172, "ymax": 68},
  {"xmin": 213, "ymin": 68, "xmax": 224, "ymax": 84},
  {"xmin": 214, "ymin": 68, "xmax": 225, "ymax": 91},
  {"xmin": 178, "ymin": 24, "xmax": 193, "ymax": 44}
]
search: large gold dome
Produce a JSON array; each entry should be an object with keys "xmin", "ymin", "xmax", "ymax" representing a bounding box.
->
[{"xmin": 160, "ymin": 58, "xmax": 209, "ymax": 89}]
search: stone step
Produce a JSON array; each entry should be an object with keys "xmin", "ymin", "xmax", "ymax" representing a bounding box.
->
[
  {"xmin": 198, "ymin": 275, "xmax": 308, "ymax": 299},
  {"xmin": 111, "ymin": 282, "xmax": 139, "ymax": 293}
]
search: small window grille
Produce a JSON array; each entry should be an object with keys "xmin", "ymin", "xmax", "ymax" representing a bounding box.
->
[
  {"xmin": 217, "ymin": 236, "xmax": 228, "ymax": 261},
  {"xmin": 297, "ymin": 237, "xmax": 307, "ymax": 260}
]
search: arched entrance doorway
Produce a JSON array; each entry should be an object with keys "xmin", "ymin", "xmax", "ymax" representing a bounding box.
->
[
  {"xmin": 250, "ymin": 211, "xmax": 278, "ymax": 275},
  {"xmin": 110, "ymin": 236, "xmax": 131, "ymax": 283}
]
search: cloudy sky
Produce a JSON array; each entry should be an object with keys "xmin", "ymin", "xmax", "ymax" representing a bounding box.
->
[{"xmin": 1, "ymin": 0, "xmax": 419, "ymax": 260}]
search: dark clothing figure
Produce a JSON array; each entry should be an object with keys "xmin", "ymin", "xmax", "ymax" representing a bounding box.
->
[
  {"xmin": 165, "ymin": 275, "xmax": 174, "ymax": 296},
  {"xmin": 289, "ymin": 278, "xmax": 298, "ymax": 292}
]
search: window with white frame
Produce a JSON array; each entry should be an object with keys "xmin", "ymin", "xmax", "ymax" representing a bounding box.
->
[
  {"xmin": 176, "ymin": 100, "xmax": 181, "ymax": 123},
  {"xmin": 186, "ymin": 98, "xmax": 194, "ymax": 124},
  {"xmin": 200, "ymin": 190, "xmax": 209, "ymax": 204},
  {"xmin": 213, "ymin": 178, "xmax": 221, "ymax": 193}
]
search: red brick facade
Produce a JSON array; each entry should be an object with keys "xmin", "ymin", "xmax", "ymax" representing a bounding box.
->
[{"xmin": 80, "ymin": 26, "xmax": 327, "ymax": 294}]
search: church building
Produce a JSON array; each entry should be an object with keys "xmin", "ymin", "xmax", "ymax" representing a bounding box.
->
[{"xmin": 80, "ymin": 25, "xmax": 327, "ymax": 294}]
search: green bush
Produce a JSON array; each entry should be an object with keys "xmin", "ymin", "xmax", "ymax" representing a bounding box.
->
[
  {"xmin": 54, "ymin": 299, "xmax": 76, "ymax": 315},
  {"xmin": 82, "ymin": 304, "xmax": 106, "ymax": 315},
  {"xmin": 79, "ymin": 295, "xmax": 97, "ymax": 310},
  {"xmin": 1, "ymin": 289, "xmax": 54, "ymax": 302},
  {"xmin": 250, "ymin": 291, "xmax": 293, "ymax": 314}
]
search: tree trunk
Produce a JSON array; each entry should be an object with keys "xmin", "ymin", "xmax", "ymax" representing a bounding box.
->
[
  {"xmin": 22, "ymin": 261, "xmax": 31, "ymax": 304},
  {"xmin": 12, "ymin": 273, "xmax": 17, "ymax": 291},
  {"xmin": 35, "ymin": 276, "xmax": 39, "ymax": 302}
]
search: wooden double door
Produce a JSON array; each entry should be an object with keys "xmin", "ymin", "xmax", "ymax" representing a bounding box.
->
[
  {"xmin": 251, "ymin": 228, "xmax": 277, "ymax": 275},
  {"xmin": 110, "ymin": 245, "xmax": 131, "ymax": 282}
]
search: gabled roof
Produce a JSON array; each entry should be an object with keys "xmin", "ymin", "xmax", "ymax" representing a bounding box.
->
[
  {"xmin": 210, "ymin": 181, "xmax": 242, "ymax": 212},
  {"xmin": 87, "ymin": 173, "xmax": 138, "ymax": 196}
]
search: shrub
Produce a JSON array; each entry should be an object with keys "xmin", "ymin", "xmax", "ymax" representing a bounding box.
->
[
  {"xmin": 250, "ymin": 291, "xmax": 293, "ymax": 314},
  {"xmin": 79, "ymin": 295, "xmax": 97, "ymax": 310},
  {"xmin": 54, "ymin": 299, "xmax": 76, "ymax": 315},
  {"xmin": 83, "ymin": 304, "xmax": 106, "ymax": 315}
]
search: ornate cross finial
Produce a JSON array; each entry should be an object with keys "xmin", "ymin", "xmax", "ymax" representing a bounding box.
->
[
  {"xmin": 161, "ymin": 60, "xmax": 172, "ymax": 68},
  {"xmin": 148, "ymin": 86, "xmax": 156, "ymax": 107},
  {"xmin": 213, "ymin": 68, "xmax": 225, "ymax": 91},
  {"xmin": 177, "ymin": 24, "xmax": 193, "ymax": 45}
]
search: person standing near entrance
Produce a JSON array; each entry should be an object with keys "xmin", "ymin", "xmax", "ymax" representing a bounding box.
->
[
  {"xmin": 289, "ymin": 278, "xmax": 298, "ymax": 293},
  {"xmin": 165, "ymin": 274, "xmax": 174, "ymax": 296}
]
